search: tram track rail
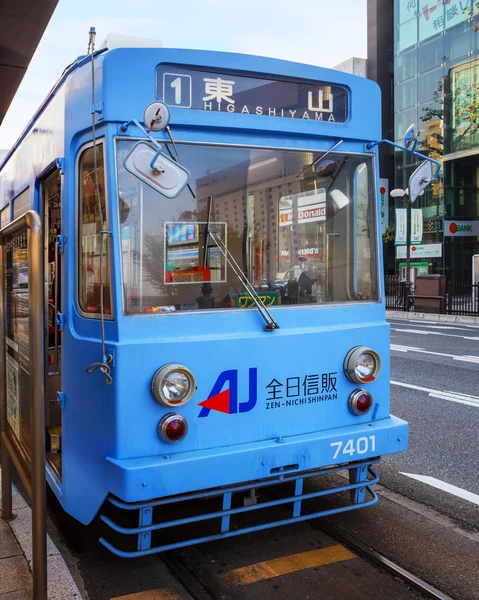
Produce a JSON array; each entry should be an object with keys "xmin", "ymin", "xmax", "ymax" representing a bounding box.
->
[
  {"xmin": 156, "ymin": 490, "xmax": 456, "ymax": 600},
  {"xmin": 317, "ymin": 518, "xmax": 455, "ymax": 600},
  {"xmin": 160, "ymin": 520, "xmax": 455, "ymax": 600}
]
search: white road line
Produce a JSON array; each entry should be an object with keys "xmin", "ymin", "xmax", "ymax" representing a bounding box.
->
[
  {"xmin": 391, "ymin": 327, "xmax": 479, "ymax": 340},
  {"xmin": 391, "ymin": 380, "xmax": 479, "ymax": 408},
  {"xmin": 400, "ymin": 473, "xmax": 479, "ymax": 506},
  {"xmin": 388, "ymin": 320, "xmax": 479, "ymax": 331},
  {"xmin": 390, "ymin": 344, "xmax": 479, "ymax": 363}
]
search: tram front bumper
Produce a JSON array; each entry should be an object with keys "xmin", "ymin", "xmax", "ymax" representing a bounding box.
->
[{"xmin": 104, "ymin": 416, "xmax": 407, "ymax": 503}]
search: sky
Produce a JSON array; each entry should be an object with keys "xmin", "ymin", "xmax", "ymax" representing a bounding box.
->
[{"xmin": 0, "ymin": 0, "xmax": 367, "ymax": 149}]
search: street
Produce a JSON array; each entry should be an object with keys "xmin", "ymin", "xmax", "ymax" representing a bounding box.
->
[{"xmin": 379, "ymin": 316, "xmax": 479, "ymax": 531}]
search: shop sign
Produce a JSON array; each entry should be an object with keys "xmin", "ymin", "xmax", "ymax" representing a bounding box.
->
[
  {"xmin": 379, "ymin": 178, "xmax": 389, "ymax": 233},
  {"xmin": 444, "ymin": 221, "xmax": 479, "ymax": 237},
  {"xmin": 396, "ymin": 243, "xmax": 442, "ymax": 259},
  {"xmin": 279, "ymin": 203, "xmax": 326, "ymax": 226}
]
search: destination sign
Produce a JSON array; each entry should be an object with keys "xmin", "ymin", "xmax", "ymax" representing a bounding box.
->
[{"xmin": 156, "ymin": 65, "xmax": 348, "ymax": 122}]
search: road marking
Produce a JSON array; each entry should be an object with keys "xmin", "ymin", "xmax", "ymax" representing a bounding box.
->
[
  {"xmin": 400, "ymin": 473, "xmax": 479, "ymax": 506},
  {"xmin": 390, "ymin": 344, "xmax": 479, "ymax": 363},
  {"xmin": 388, "ymin": 320, "xmax": 479, "ymax": 332},
  {"xmin": 111, "ymin": 590, "xmax": 185, "ymax": 600},
  {"xmin": 391, "ymin": 327, "xmax": 479, "ymax": 340},
  {"xmin": 221, "ymin": 545, "xmax": 356, "ymax": 586},
  {"xmin": 391, "ymin": 380, "xmax": 479, "ymax": 408}
]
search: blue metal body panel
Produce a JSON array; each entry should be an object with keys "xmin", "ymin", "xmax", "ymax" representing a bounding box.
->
[
  {"xmin": 0, "ymin": 46, "xmax": 407, "ymax": 539},
  {"xmin": 105, "ymin": 417, "xmax": 406, "ymax": 503}
]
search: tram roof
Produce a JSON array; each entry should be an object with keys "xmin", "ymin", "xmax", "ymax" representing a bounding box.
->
[{"xmin": 1, "ymin": 40, "xmax": 381, "ymax": 171}]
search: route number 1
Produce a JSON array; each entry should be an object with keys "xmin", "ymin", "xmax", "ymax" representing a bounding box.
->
[
  {"xmin": 170, "ymin": 77, "xmax": 182, "ymax": 105},
  {"xmin": 163, "ymin": 73, "xmax": 192, "ymax": 109},
  {"xmin": 330, "ymin": 435, "xmax": 376, "ymax": 460}
]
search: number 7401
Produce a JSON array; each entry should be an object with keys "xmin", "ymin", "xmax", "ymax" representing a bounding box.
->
[{"xmin": 330, "ymin": 435, "xmax": 376, "ymax": 460}]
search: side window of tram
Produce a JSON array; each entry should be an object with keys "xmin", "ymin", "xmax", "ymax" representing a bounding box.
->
[
  {"xmin": 354, "ymin": 162, "xmax": 374, "ymax": 300},
  {"xmin": 78, "ymin": 144, "xmax": 111, "ymax": 315},
  {"xmin": 13, "ymin": 188, "xmax": 30, "ymax": 219}
]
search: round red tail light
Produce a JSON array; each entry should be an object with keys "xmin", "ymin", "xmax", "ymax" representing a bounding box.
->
[
  {"xmin": 159, "ymin": 413, "xmax": 188, "ymax": 443},
  {"xmin": 349, "ymin": 390, "xmax": 373, "ymax": 416}
]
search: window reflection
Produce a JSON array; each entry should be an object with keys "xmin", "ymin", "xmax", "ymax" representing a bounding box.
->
[{"xmin": 116, "ymin": 142, "xmax": 378, "ymax": 314}]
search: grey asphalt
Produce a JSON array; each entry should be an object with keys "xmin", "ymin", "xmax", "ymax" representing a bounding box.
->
[{"xmin": 378, "ymin": 316, "xmax": 479, "ymax": 531}]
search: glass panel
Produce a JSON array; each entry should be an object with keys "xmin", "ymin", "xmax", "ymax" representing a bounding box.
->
[
  {"xmin": 395, "ymin": 79, "xmax": 417, "ymax": 111},
  {"xmin": 417, "ymin": 66, "xmax": 445, "ymax": 104},
  {"xmin": 419, "ymin": 4, "xmax": 445, "ymax": 43},
  {"xmin": 397, "ymin": 0, "xmax": 419, "ymax": 25},
  {"xmin": 395, "ymin": 47, "xmax": 418, "ymax": 82},
  {"xmin": 4, "ymin": 230, "xmax": 31, "ymax": 456},
  {"xmin": 13, "ymin": 188, "xmax": 29, "ymax": 220},
  {"xmin": 448, "ymin": 59, "xmax": 479, "ymax": 154},
  {"xmin": 418, "ymin": 100, "xmax": 444, "ymax": 160},
  {"xmin": 116, "ymin": 142, "xmax": 379, "ymax": 314},
  {"xmin": 444, "ymin": 22, "xmax": 471, "ymax": 63},
  {"xmin": 1, "ymin": 205, "xmax": 10, "ymax": 229},
  {"xmin": 354, "ymin": 163, "xmax": 374, "ymax": 300},
  {"xmin": 417, "ymin": 35, "xmax": 444, "ymax": 74},
  {"xmin": 395, "ymin": 106, "xmax": 418, "ymax": 142},
  {"xmin": 397, "ymin": 17, "xmax": 418, "ymax": 52},
  {"xmin": 78, "ymin": 144, "xmax": 111, "ymax": 315}
]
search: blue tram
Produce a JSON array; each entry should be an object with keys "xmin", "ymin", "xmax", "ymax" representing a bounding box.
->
[{"xmin": 0, "ymin": 34, "xmax": 428, "ymax": 557}]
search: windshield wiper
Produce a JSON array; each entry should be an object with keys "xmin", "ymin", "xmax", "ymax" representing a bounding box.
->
[
  {"xmin": 296, "ymin": 139, "xmax": 343, "ymax": 178},
  {"xmin": 208, "ymin": 230, "xmax": 280, "ymax": 332}
]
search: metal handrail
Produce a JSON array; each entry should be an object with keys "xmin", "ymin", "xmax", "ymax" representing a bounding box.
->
[{"xmin": 0, "ymin": 210, "xmax": 47, "ymax": 599}]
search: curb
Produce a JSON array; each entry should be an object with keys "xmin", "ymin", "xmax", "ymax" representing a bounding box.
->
[
  {"xmin": 386, "ymin": 310, "xmax": 479, "ymax": 325},
  {"xmin": 0, "ymin": 469, "xmax": 83, "ymax": 599}
]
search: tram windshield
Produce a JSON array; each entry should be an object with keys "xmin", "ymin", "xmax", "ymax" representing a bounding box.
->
[{"xmin": 116, "ymin": 142, "xmax": 378, "ymax": 314}]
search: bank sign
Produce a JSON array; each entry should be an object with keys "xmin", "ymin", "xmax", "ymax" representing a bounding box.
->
[
  {"xmin": 396, "ymin": 243, "xmax": 442, "ymax": 259},
  {"xmin": 157, "ymin": 65, "xmax": 349, "ymax": 122},
  {"xmin": 444, "ymin": 221, "xmax": 479, "ymax": 237}
]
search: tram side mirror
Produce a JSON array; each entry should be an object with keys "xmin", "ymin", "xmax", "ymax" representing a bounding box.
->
[
  {"xmin": 408, "ymin": 160, "xmax": 432, "ymax": 204},
  {"xmin": 314, "ymin": 159, "xmax": 337, "ymax": 178},
  {"xmin": 124, "ymin": 141, "xmax": 190, "ymax": 199},
  {"xmin": 144, "ymin": 101, "xmax": 170, "ymax": 132},
  {"xmin": 329, "ymin": 189, "xmax": 350, "ymax": 211}
]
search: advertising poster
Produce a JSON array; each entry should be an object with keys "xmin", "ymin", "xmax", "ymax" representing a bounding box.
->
[
  {"xmin": 4, "ymin": 231, "xmax": 31, "ymax": 450},
  {"xmin": 6, "ymin": 354, "xmax": 20, "ymax": 439},
  {"xmin": 395, "ymin": 209, "xmax": 407, "ymax": 245},
  {"xmin": 411, "ymin": 209, "xmax": 423, "ymax": 243}
]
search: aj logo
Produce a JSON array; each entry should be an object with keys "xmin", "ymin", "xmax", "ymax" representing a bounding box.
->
[{"xmin": 198, "ymin": 368, "xmax": 257, "ymax": 418}]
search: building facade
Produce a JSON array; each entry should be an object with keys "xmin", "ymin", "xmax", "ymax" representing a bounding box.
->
[{"xmin": 369, "ymin": 0, "xmax": 479, "ymax": 282}]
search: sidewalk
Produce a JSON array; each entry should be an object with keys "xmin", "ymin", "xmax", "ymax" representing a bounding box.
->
[
  {"xmin": 386, "ymin": 309, "xmax": 479, "ymax": 325},
  {"xmin": 0, "ymin": 467, "xmax": 83, "ymax": 599}
]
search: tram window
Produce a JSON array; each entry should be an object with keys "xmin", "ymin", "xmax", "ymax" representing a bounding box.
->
[
  {"xmin": 0, "ymin": 205, "xmax": 10, "ymax": 229},
  {"xmin": 354, "ymin": 162, "xmax": 375, "ymax": 300},
  {"xmin": 13, "ymin": 188, "xmax": 29, "ymax": 220},
  {"xmin": 78, "ymin": 144, "xmax": 112, "ymax": 316},
  {"xmin": 116, "ymin": 141, "xmax": 378, "ymax": 314}
]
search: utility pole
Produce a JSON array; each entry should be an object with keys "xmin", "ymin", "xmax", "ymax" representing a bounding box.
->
[{"xmin": 405, "ymin": 194, "xmax": 411, "ymax": 309}]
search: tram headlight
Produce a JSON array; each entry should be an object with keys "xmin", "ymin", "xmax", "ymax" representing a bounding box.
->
[
  {"xmin": 344, "ymin": 347, "xmax": 381, "ymax": 384},
  {"xmin": 348, "ymin": 389, "xmax": 373, "ymax": 416},
  {"xmin": 158, "ymin": 413, "xmax": 188, "ymax": 443},
  {"xmin": 151, "ymin": 364, "xmax": 196, "ymax": 407}
]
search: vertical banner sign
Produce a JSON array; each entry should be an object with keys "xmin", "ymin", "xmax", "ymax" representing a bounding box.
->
[
  {"xmin": 395, "ymin": 208, "xmax": 407, "ymax": 245},
  {"xmin": 379, "ymin": 178, "xmax": 389, "ymax": 233},
  {"xmin": 411, "ymin": 209, "xmax": 423, "ymax": 244}
]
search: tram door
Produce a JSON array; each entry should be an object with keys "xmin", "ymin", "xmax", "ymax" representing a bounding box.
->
[{"xmin": 42, "ymin": 168, "xmax": 63, "ymax": 479}]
